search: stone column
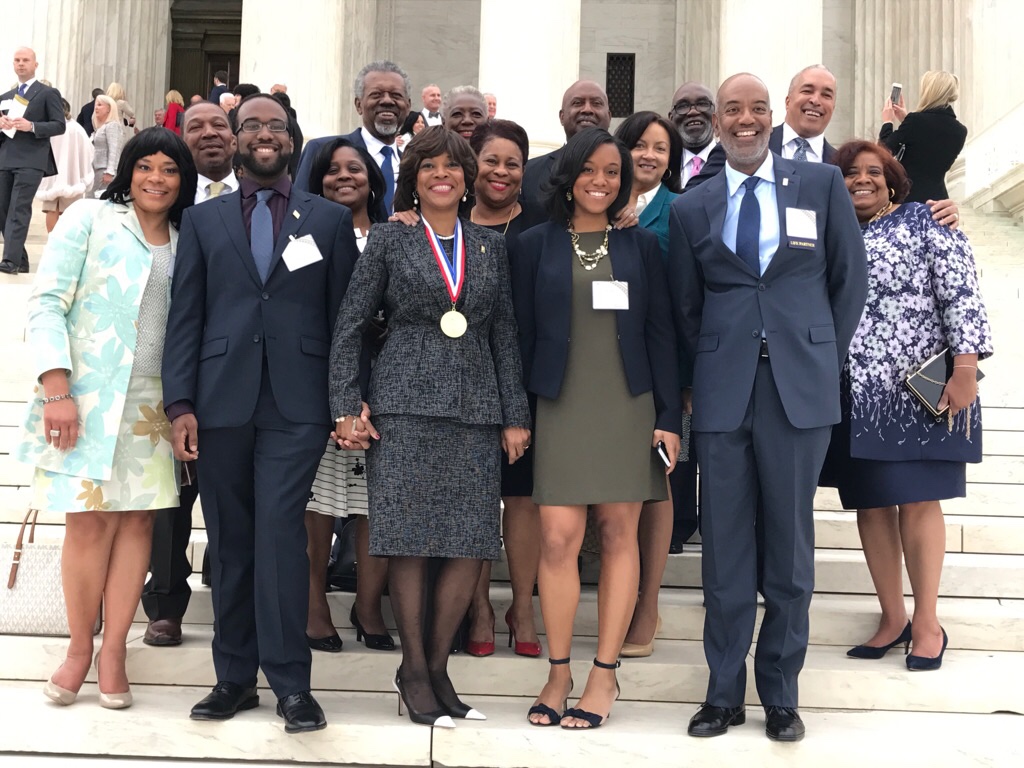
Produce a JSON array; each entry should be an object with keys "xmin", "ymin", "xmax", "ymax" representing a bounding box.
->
[
  {"xmin": 240, "ymin": 0, "xmax": 377, "ymax": 140},
  {"xmin": 675, "ymin": 0, "xmax": 722, "ymax": 95},
  {"xmin": 478, "ymin": 0, "xmax": 581, "ymax": 155},
  {"xmin": 718, "ymin": 0, "xmax": 824, "ymax": 118}
]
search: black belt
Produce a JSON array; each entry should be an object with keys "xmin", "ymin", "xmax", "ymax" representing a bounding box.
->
[{"xmin": 759, "ymin": 338, "xmax": 770, "ymax": 358}]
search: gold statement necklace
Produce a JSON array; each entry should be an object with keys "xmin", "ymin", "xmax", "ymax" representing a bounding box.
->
[
  {"xmin": 868, "ymin": 200, "xmax": 894, "ymax": 224},
  {"xmin": 569, "ymin": 224, "xmax": 612, "ymax": 270}
]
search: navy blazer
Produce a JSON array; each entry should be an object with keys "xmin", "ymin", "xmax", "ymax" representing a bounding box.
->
[
  {"xmin": 0, "ymin": 81, "xmax": 66, "ymax": 175},
  {"xmin": 520, "ymin": 146, "xmax": 564, "ymax": 211},
  {"xmin": 293, "ymin": 128, "xmax": 366, "ymax": 193},
  {"xmin": 684, "ymin": 125, "xmax": 837, "ymax": 191},
  {"xmin": 513, "ymin": 222, "xmax": 681, "ymax": 435},
  {"xmin": 669, "ymin": 153, "xmax": 867, "ymax": 433},
  {"xmin": 162, "ymin": 187, "xmax": 360, "ymax": 429}
]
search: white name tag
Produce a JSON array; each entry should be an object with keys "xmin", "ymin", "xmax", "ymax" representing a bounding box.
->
[
  {"xmin": 786, "ymin": 207, "xmax": 817, "ymax": 240},
  {"xmin": 282, "ymin": 234, "xmax": 324, "ymax": 271},
  {"xmin": 592, "ymin": 280, "xmax": 629, "ymax": 310}
]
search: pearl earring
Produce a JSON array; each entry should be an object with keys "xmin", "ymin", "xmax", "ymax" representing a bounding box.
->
[
  {"xmin": 412, "ymin": 191, "xmax": 419, "ymax": 207},
  {"xmin": 566, "ymin": 190, "xmax": 573, "ymax": 202},
  {"xmin": 462, "ymin": 191, "xmax": 468, "ymax": 202}
]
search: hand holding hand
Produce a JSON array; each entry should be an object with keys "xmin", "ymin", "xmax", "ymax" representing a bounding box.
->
[
  {"xmin": 502, "ymin": 426, "xmax": 531, "ymax": 464},
  {"xmin": 335, "ymin": 401, "xmax": 379, "ymax": 450},
  {"xmin": 653, "ymin": 430, "xmax": 680, "ymax": 474},
  {"xmin": 171, "ymin": 413, "xmax": 199, "ymax": 461},
  {"xmin": 44, "ymin": 398, "xmax": 79, "ymax": 451},
  {"xmin": 927, "ymin": 198, "xmax": 960, "ymax": 230}
]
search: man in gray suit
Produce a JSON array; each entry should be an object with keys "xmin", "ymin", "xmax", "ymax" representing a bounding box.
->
[
  {"xmin": 0, "ymin": 47, "xmax": 65, "ymax": 274},
  {"xmin": 669, "ymin": 73, "xmax": 867, "ymax": 742}
]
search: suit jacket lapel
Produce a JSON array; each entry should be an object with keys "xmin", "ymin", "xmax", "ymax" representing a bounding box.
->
[
  {"xmin": 401, "ymin": 223, "xmax": 451, "ymax": 315},
  {"xmin": 766, "ymin": 156, "xmax": 802, "ymax": 278},
  {"xmin": 702, "ymin": 172, "xmax": 752, "ymax": 274},
  {"xmin": 268, "ymin": 191, "xmax": 315, "ymax": 278},
  {"xmin": 216, "ymin": 192, "xmax": 262, "ymax": 286},
  {"xmin": 638, "ymin": 185, "xmax": 668, "ymax": 229}
]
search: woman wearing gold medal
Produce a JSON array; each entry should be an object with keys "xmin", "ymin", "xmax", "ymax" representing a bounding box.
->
[{"xmin": 329, "ymin": 126, "xmax": 531, "ymax": 727}]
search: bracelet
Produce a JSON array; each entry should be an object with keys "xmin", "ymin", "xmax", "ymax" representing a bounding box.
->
[
  {"xmin": 952, "ymin": 365, "xmax": 977, "ymax": 370},
  {"xmin": 40, "ymin": 393, "xmax": 72, "ymax": 404}
]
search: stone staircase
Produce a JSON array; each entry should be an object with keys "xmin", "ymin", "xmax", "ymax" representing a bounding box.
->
[{"xmin": 0, "ymin": 203, "xmax": 1021, "ymax": 767}]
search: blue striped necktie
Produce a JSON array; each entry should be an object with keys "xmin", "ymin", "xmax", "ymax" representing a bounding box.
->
[{"xmin": 380, "ymin": 145, "xmax": 395, "ymax": 213}]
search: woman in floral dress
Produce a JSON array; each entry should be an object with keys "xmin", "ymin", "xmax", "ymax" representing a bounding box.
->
[
  {"xmin": 17, "ymin": 128, "xmax": 197, "ymax": 708},
  {"xmin": 821, "ymin": 140, "xmax": 992, "ymax": 671}
]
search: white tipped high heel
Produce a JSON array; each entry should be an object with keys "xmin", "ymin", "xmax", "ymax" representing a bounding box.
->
[{"xmin": 94, "ymin": 651, "xmax": 133, "ymax": 710}]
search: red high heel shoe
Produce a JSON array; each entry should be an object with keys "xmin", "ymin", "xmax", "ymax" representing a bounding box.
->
[
  {"xmin": 465, "ymin": 613, "xmax": 495, "ymax": 657},
  {"xmin": 505, "ymin": 607, "xmax": 542, "ymax": 658}
]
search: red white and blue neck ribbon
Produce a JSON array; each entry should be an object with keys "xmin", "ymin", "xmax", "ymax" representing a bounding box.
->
[{"xmin": 423, "ymin": 217, "xmax": 465, "ymax": 306}]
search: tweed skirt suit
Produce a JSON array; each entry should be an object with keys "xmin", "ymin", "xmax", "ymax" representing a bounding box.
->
[{"xmin": 329, "ymin": 221, "xmax": 530, "ymax": 559}]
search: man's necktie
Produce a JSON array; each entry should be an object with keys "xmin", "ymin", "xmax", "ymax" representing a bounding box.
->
[
  {"xmin": 207, "ymin": 181, "xmax": 226, "ymax": 198},
  {"xmin": 17, "ymin": 83, "xmax": 27, "ymax": 97},
  {"xmin": 793, "ymin": 137, "xmax": 811, "ymax": 162},
  {"xmin": 736, "ymin": 177, "xmax": 761, "ymax": 275},
  {"xmin": 690, "ymin": 156, "xmax": 703, "ymax": 176},
  {"xmin": 380, "ymin": 145, "xmax": 396, "ymax": 213},
  {"xmin": 251, "ymin": 189, "xmax": 274, "ymax": 283},
  {"xmin": 428, "ymin": 111, "xmax": 439, "ymax": 119}
]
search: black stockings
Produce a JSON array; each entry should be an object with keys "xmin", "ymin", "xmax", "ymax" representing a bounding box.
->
[{"xmin": 387, "ymin": 555, "xmax": 483, "ymax": 713}]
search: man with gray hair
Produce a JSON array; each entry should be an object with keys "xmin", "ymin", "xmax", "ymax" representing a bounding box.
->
[{"xmin": 294, "ymin": 59, "xmax": 411, "ymax": 211}]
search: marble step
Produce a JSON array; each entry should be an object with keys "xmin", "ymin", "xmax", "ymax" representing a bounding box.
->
[
  {"xmin": 0, "ymin": 682, "xmax": 1016, "ymax": 768},
  {"xmin": 133, "ymin": 576, "xmax": 1024, "ymax": 652},
  {"xmin": 3, "ymin": 628, "xmax": 1022, "ymax": 715}
]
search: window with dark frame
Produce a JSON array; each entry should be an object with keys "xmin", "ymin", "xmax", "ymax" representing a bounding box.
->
[{"xmin": 606, "ymin": 53, "xmax": 636, "ymax": 117}]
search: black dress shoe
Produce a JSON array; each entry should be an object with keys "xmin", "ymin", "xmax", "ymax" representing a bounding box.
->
[
  {"xmin": 668, "ymin": 539, "xmax": 685, "ymax": 555},
  {"xmin": 765, "ymin": 706, "xmax": 805, "ymax": 742},
  {"xmin": 687, "ymin": 703, "xmax": 745, "ymax": 737},
  {"xmin": 190, "ymin": 681, "xmax": 259, "ymax": 720},
  {"xmin": 276, "ymin": 690, "xmax": 327, "ymax": 733},
  {"xmin": 0, "ymin": 260, "xmax": 20, "ymax": 274},
  {"xmin": 306, "ymin": 632, "xmax": 343, "ymax": 653}
]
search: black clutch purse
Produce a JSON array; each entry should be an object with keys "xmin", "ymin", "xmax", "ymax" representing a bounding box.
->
[{"xmin": 904, "ymin": 348, "xmax": 984, "ymax": 418}]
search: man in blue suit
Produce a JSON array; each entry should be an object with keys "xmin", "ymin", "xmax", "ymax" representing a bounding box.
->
[
  {"xmin": 162, "ymin": 93, "xmax": 360, "ymax": 733},
  {"xmin": 670, "ymin": 73, "xmax": 867, "ymax": 742},
  {"xmin": 293, "ymin": 59, "xmax": 409, "ymax": 210}
]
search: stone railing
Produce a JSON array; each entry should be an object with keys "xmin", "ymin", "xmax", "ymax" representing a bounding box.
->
[{"xmin": 963, "ymin": 102, "xmax": 1024, "ymax": 223}]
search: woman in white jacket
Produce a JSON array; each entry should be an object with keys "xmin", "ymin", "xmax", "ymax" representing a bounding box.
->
[{"xmin": 35, "ymin": 98, "xmax": 94, "ymax": 231}]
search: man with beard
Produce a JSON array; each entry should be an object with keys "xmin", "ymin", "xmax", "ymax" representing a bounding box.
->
[
  {"xmin": 669, "ymin": 73, "xmax": 866, "ymax": 743},
  {"xmin": 162, "ymin": 93, "xmax": 360, "ymax": 733},
  {"xmin": 520, "ymin": 80, "xmax": 611, "ymax": 207},
  {"xmin": 141, "ymin": 100, "xmax": 239, "ymax": 648},
  {"xmin": 669, "ymin": 81, "xmax": 717, "ymax": 188},
  {"xmin": 294, "ymin": 59, "xmax": 410, "ymax": 212}
]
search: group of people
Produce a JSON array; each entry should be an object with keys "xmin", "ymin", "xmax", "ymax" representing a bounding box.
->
[{"xmin": 6, "ymin": 46, "xmax": 992, "ymax": 744}]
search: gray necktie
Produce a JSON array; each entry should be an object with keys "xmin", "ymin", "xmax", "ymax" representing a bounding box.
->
[
  {"xmin": 793, "ymin": 137, "xmax": 811, "ymax": 162},
  {"xmin": 251, "ymin": 188, "xmax": 274, "ymax": 283}
]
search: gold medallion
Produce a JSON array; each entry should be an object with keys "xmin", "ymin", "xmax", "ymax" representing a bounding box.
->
[{"xmin": 440, "ymin": 310, "xmax": 468, "ymax": 338}]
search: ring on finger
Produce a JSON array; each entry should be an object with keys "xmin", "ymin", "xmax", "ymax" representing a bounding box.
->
[{"xmin": 49, "ymin": 429, "xmax": 61, "ymax": 437}]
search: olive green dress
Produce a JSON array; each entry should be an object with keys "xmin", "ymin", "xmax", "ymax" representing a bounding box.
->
[{"xmin": 532, "ymin": 231, "xmax": 667, "ymax": 506}]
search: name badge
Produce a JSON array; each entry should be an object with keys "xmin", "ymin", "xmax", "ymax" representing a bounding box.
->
[
  {"xmin": 593, "ymin": 280, "xmax": 629, "ymax": 310},
  {"xmin": 786, "ymin": 207, "xmax": 817, "ymax": 250},
  {"xmin": 282, "ymin": 234, "xmax": 324, "ymax": 271}
]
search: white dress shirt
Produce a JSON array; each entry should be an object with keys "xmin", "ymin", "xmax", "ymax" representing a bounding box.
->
[
  {"xmin": 360, "ymin": 127, "xmax": 402, "ymax": 177},
  {"xmin": 722, "ymin": 153, "xmax": 779, "ymax": 277},
  {"xmin": 194, "ymin": 171, "xmax": 239, "ymax": 205},
  {"xmin": 634, "ymin": 182, "xmax": 662, "ymax": 216},
  {"xmin": 422, "ymin": 108, "xmax": 442, "ymax": 127},
  {"xmin": 780, "ymin": 123, "xmax": 825, "ymax": 163},
  {"xmin": 680, "ymin": 141, "xmax": 716, "ymax": 185}
]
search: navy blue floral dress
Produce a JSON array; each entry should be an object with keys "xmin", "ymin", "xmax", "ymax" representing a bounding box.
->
[{"xmin": 821, "ymin": 203, "xmax": 993, "ymax": 509}]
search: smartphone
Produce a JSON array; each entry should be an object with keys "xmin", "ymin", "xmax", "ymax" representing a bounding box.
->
[
  {"xmin": 890, "ymin": 82, "xmax": 902, "ymax": 105},
  {"xmin": 656, "ymin": 440, "xmax": 672, "ymax": 469}
]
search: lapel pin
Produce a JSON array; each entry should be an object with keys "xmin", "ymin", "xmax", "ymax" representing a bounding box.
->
[
  {"xmin": 292, "ymin": 210, "xmax": 300, "ymax": 219},
  {"xmin": 783, "ymin": 178, "xmax": 789, "ymax": 187},
  {"xmin": 481, "ymin": 245, "xmax": 485, "ymax": 253}
]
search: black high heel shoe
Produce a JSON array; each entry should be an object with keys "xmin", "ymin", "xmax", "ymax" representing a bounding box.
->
[
  {"xmin": 847, "ymin": 621, "xmax": 912, "ymax": 659},
  {"xmin": 561, "ymin": 658, "xmax": 620, "ymax": 730},
  {"xmin": 350, "ymin": 605, "xmax": 395, "ymax": 651},
  {"xmin": 392, "ymin": 669, "xmax": 454, "ymax": 728},
  {"xmin": 527, "ymin": 657, "xmax": 573, "ymax": 727},
  {"xmin": 906, "ymin": 628, "xmax": 948, "ymax": 671}
]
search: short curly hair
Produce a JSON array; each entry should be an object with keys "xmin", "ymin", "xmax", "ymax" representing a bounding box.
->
[
  {"xmin": 832, "ymin": 140, "xmax": 912, "ymax": 204},
  {"xmin": 393, "ymin": 126, "xmax": 478, "ymax": 213}
]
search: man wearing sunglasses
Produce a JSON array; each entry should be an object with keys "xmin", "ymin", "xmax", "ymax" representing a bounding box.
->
[{"xmin": 163, "ymin": 93, "xmax": 360, "ymax": 735}]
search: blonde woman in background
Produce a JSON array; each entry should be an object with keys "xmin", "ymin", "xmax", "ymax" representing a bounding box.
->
[
  {"xmin": 105, "ymin": 82, "xmax": 136, "ymax": 139},
  {"xmin": 161, "ymin": 90, "xmax": 186, "ymax": 136},
  {"xmin": 35, "ymin": 98, "xmax": 94, "ymax": 231},
  {"xmin": 879, "ymin": 70, "xmax": 967, "ymax": 204},
  {"xmin": 91, "ymin": 95, "xmax": 123, "ymax": 195}
]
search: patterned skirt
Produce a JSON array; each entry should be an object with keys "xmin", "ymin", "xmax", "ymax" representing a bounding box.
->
[
  {"xmin": 32, "ymin": 374, "xmax": 178, "ymax": 513},
  {"xmin": 308, "ymin": 438, "xmax": 369, "ymax": 517}
]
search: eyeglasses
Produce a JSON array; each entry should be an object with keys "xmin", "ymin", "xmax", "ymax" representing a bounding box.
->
[
  {"xmin": 236, "ymin": 119, "xmax": 289, "ymax": 134},
  {"xmin": 671, "ymin": 99, "xmax": 714, "ymax": 114}
]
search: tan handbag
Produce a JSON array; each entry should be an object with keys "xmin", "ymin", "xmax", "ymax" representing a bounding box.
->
[{"xmin": 1, "ymin": 509, "xmax": 102, "ymax": 636}]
